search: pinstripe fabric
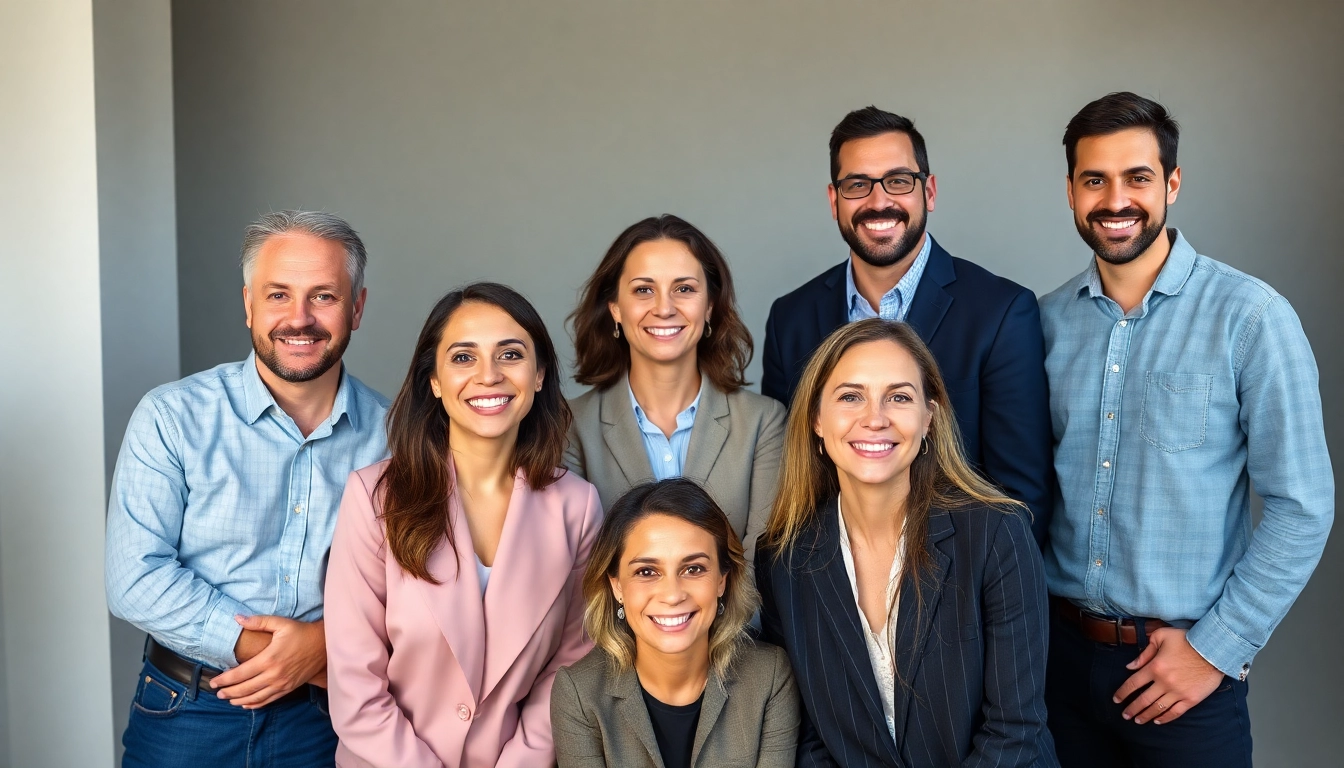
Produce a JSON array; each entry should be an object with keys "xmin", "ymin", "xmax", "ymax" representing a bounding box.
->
[{"xmin": 757, "ymin": 498, "xmax": 1058, "ymax": 768}]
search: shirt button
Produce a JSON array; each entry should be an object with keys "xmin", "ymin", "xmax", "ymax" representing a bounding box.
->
[
  {"xmin": 664, "ymin": 454, "xmax": 672, "ymax": 462},
  {"xmin": 1097, "ymin": 508, "xmax": 1105, "ymax": 516},
  {"xmin": 1107, "ymin": 412, "xmax": 1115, "ymax": 420},
  {"xmin": 457, "ymin": 704, "xmax": 471, "ymax": 721},
  {"xmin": 283, "ymin": 575, "xmax": 291, "ymax": 583},
  {"xmin": 294, "ymin": 505, "xmax": 303, "ymax": 514},
  {"xmin": 1119, "ymin": 320, "xmax": 1128, "ymax": 327},
  {"xmin": 1095, "ymin": 559, "xmax": 1103, "ymax": 566},
  {"xmin": 1111, "ymin": 364, "xmax": 1120, "ymax": 373},
  {"xmin": 1102, "ymin": 460, "xmax": 1111, "ymax": 468}
]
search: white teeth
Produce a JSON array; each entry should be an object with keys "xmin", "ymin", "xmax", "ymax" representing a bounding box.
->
[
  {"xmin": 650, "ymin": 614, "xmax": 692, "ymax": 627},
  {"xmin": 280, "ymin": 338, "xmax": 316, "ymax": 345},
  {"xmin": 645, "ymin": 327, "xmax": 683, "ymax": 337},
  {"xmin": 863, "ymin": 221, "xmax": 898, "ymax": 231},
  {"xmin": 853, "ymin": 442, "xmax": 894, "ymax": 452},
  {"xmin": 1100, "ymin": 220, "xmax": 1138, "ymax": 230},
  {"xmin": 468, "ymin": 396, "xmax": 511, "ymax": 408}
]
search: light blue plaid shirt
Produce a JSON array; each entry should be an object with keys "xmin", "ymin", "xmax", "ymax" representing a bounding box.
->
[
  {"xmin": 1040, "ymin": 230, "xmax": 1333, "ymax": 680},
  {"xmin": 105, "ymin": 354, "xmax": 389, "ymax": 670},
  {"xmin": 845, "ymin": 232, "xmax": 931, "ymax": 322},
  {"xmin": 629, "ymin": 383, "xmax": 701, "ymax": 481}
]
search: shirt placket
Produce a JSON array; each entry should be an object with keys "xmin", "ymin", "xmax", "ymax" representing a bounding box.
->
[
  {"xmin": 276, "ymin": 440, "xmax": 313, "ymax": 617},
  {"xmin": 1085, "ymin": 314, "xmax": 1134, "ymax": 611}
]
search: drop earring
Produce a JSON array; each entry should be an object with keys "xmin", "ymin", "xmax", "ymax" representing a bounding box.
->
[
  {"xmin": 616, "ymin": 599, "xmax": 625, "ymax": 620},
  {"xmin": 613, "ymin": 323, "xmax": 621, "ymax": 339},
  {"xmin": 717, "ymin": 598, "xmax": 725, "ymax": 616},
  {"xmin": 705, "ymin": 321, "xmax": 712, "ymax": 338},
  {"xmin": 921, "ymin": 435, "xmax": 930, "ymax": 455}
]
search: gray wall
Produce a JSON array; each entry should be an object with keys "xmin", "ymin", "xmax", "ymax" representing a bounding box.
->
[
  {"xmin": 169, "ymin": 1, "xmax": 1341, "ymax": 765},
  {"xmin": 94, "ymin": 0, "xmax": 179, "ymax": 761},
  {"xmin": 0, "ymin": 1, "xmax": 117, "ymax": 765}
]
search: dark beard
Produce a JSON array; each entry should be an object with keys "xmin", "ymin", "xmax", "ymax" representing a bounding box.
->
[
  {"xmin": 1076, "ymin": 205, "xmax": 1166, "ymax": 265},
  {"xmin": 840, "ymin": 206, "xmax": 928, "ymax": 268},
  {"xmin": 253, "ymin": 327, "xmax": 348, "ymax": 383}
]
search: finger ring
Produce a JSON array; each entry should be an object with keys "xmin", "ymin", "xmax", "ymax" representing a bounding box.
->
[{"xmin": 1157, "ymin": 703, "xmax": 1166, "ymax": 710}]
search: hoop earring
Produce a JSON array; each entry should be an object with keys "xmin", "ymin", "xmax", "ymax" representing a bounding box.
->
[
  {"xmin": 921, "ymin": 435, "xmax": 930, "ymax": 455},
  {"xmin": 705, "ymin": 321, "xmax": 712, "ymax": 338},
  {"xmin": 613, "ymin": 323, "xmax": 621, "ymax": 339},
  {"xmin": 818, "ymin": 440, "xmax": 824, "ymax": 455}
]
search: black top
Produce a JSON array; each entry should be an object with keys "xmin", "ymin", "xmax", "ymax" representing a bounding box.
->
[{"xmin": 639, "ymin": 683, "xmax": 704, "ymax": 768}]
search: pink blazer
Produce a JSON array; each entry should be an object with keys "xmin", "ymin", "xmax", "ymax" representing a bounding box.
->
[{"xmin": 325, "ymin": 461, "xmax": 601, "ymax": 768}]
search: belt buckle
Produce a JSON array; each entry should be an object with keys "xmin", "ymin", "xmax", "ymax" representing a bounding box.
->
[{"xmin": 1083, "ymin": 609, "xmax": 1124, "ymax": 645}]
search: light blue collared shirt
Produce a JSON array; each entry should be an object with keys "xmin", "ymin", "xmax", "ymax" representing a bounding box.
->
[
  {"xmin": 1040, "ymin": 229, "xmax": 1333, "ymax": 680},
  {"xmin": 105, "ymin": 353, "xmax": 390, "ymax": 670},
  {"xmin": 845, "ymin": 232, "xmax": 932, "ymax": 322},
  {"xmin": 629, "ymin": 384, "xmax": 701, "ymax": 481}
]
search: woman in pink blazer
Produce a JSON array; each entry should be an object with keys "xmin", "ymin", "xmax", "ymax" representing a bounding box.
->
[{"xmin": 326, "ymin": 282, "xmax": 602, "ymax": 767}]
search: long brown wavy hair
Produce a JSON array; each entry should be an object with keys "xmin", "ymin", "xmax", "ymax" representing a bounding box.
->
[
  {"xmin": 582, "ymin": 479, "xmax": 758, "ymax": 680},
  {"xmin": 761, "ymin": 319, "xmax": 1022, "ymax": 590},
  {"xmin": 569, "ymin": 215, "xmax": 753, "ymax": 393},
  {"xmin": 376, "ymin": 282, "xmax": 571, "ymax": 583}
]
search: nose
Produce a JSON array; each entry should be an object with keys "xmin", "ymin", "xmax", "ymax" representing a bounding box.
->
[
  {"xmin": 1102, "ymin": 181, "xmax": 1132, "ymax": 213},
  {"xmin": 653, "ymin": 289, "xmax": 676, "ymax": 318},
  {"xmin": 660, "ymin": 574, "xmax": 689, "ymax": 605},
  {"xmin": 477, "ymin": 357, "xmax": 504, "ymax": 386},
  {"xmin": 288, "ymin": 297, "xmax": 316, "ymax": 328},
  {"xmin": 862, "ymin": 399, "xmax": 891, "ymax": 430}
]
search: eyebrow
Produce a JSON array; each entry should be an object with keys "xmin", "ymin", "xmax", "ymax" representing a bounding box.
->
[
  {"xmin": 628, "ymin": 276, "xmax": 701, "ymax": 284},
  {"xmin": 832, "ymin": 381, "xmax": 916, "ymax": 391},
  {"xmin": 446, "ymin": 337, "xmax": 529, "ymax": 351},
  {"xmin": 1079, "ymin": 165, "xmax": 1157, "ymax": 179},
  {"xmin": 839, "ymin": 167, "xmax": 915, "ymax": 180},
  {"xmin": 627, "ymin": 552, "xmax": 711, "ymax": 566}
]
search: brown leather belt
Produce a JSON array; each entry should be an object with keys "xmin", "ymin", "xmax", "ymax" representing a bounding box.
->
[
  {"xmin": 147, "ymin": 637, "xmax": 311, "ymax": 706},
  {"xmin": 1051, "ymin": 597, "xmax": 1169, "ymax": 645}
]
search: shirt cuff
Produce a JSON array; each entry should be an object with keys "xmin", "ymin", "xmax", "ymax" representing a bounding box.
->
[
  {"xmin": 198, "ymin": 593, "xmax": 251, "ymax": 670},
  {"xmin": 1186, "ymin": 612, "xmax": 1257, "ymax": 681}
]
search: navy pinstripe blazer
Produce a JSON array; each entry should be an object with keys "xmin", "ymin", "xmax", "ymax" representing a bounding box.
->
[{"xmin": 756, "ymin": 497, "xmax": 1057, "ymax": 768}]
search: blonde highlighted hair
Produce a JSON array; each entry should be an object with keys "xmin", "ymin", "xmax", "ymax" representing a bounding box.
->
[
  {"xmin": 581, "ymin": 479, "xmax": 758, "ymax": 679},
  {"xmin": 762, "ymin": 319, "xmax": 1023, "ymax": 561}
]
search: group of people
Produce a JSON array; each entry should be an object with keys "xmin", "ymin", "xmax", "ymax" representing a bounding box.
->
[{"xmin": 105, "ymin": 91, "xmax": 1333, "ymax": 768}]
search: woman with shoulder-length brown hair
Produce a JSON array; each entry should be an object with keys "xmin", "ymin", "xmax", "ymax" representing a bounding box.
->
[
  {"xmin": 324, "ymin": 282, "xmax": 603, "ymax": 768},
  {"xmin": 550, "ymin": 478, "xmax": 799, "ymax": 768},
  {"xmin": 565, "ymin": 215, "xmax": 785, "ymax": 562},
  {"xmin": 756, "ymin": 318, "xmax": 1056, "ymax": 768}
]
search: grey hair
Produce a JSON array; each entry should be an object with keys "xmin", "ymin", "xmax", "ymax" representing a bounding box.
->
[{"xmin": 240, "ymin": 210, "xmax": 368, "ymax": 295}]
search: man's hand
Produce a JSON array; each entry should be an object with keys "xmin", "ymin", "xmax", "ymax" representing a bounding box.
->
[
  {"xmin": 234, "ymin": 627, "xmax": 271, "ymax": 663},
  {"xmin": 210, "ymin": 615, "xmax": 326, "ymax": 709},
  {"xmin": 1113, "ymin": 627, "xmax": 1225, "ymax": 725}
]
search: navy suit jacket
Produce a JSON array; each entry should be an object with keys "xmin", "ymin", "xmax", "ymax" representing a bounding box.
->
[
  {"xmin": 756, "ymin": 499, "xmax": 1058, "ymax": 768},
  {"xmin": 761, "ymin": 237, "xmax": 1053, "ymax": 543}
]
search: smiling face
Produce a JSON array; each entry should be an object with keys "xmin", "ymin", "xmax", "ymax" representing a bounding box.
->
[
  {"xmin": 244, "ymin": 232, "xmax": 364, "ymax": 383},
  {"xmin": 1068, "ymin": 126, "xmax": 1181, "ymax": 265},
  {"xmin": 829, "ymin": 132, "xmax": 937, "ymax": 268},
  {"xmin": 609, "ymin": 513, "xmax": 726, "ymax": 662},
  {"xmin": 429, "ymin": 301, "xmax": 543, "ymax": 445},
  {"xmin": 815, "ymin": 339, "xmax": 934, "ymax": 495},
  {"xmin": 608, "ymin": 238, "xmax": 712, "ymax": 368}
]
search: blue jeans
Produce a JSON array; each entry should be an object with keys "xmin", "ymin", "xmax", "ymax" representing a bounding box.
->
[
  {"xmin": 1045, "ymin": 609, "xmax": 1252, "ymax": 768},
  {"xmin": 121, "ymin": 659, "xmax": 337, "ymax": 768}
]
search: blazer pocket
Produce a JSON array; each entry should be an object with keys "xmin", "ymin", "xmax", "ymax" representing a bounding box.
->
[{"xmin": 1140, "ymin": 371, "xmax": 1213, "ymax": 452}]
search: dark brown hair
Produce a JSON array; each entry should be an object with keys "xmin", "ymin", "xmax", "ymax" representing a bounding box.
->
[
  {"xmin": 377, "ymin": 282, "xmax": 571, "ymax": 582},
  {"xmin": 569, "ymin": 215, "xmax": 752, "ymax": 393},
  {"xmin": 829, "ymin": 106, "xmax": 930, "ymax": 181},
  {"xmin": 582, "ymin": 479, "xmax": 758, "ymax": 679},
  {"xmin": 1063, "ymin": 91, "xmax": 1180, "ymax": 179}
]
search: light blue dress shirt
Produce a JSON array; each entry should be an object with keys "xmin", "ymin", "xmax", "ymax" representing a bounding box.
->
[
  {"xmin": 629, "ymin": 384, "xmax": 701, "ymax": 481},
  {"xmin": 845, "ymin": 232, "xmax": 932, "ymax": 322},
  {"xmin": 105, "ymin": 353, "xmax": 390, "ymax": 670},
  {"xmin": 1040, "ymin": 230, "xmax": 1333, "ymax": 680}
]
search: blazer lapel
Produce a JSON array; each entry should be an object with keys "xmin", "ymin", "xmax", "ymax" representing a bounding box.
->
[
  {"xmin": 414, "ymin": 486, "xmax": 486, "ymax": 704},
  {"xmin": 892, "ymin": 509, "xmax": 954, "ymax": 741},
  {"xmin": 600, "ymin": 375, "xmax": 656, "ymax": 487},
  {"xmin": 689, "ymin": 669, "xmax": 730, "ymax": 767},
  {"xmin": 817, "ymin": 262, "xmax": 850, "ymax": 340},
  {"xmin": 480, "ymin": 472, "xmax": 573, "ymax": 697},
  {"xmin": 610, "ymin": 665, "xmax": 666, "ymax": 768},
  {"xmin": 805, "ymin": 499, "xmax": 896, "ymax": 758},
  {"xmin": 904, "ymin": 238, "xmax": 956, "ymax": 342},
  {"xmin": 681, "ymin": 374, "xmax": 728, "ymax": 486}
]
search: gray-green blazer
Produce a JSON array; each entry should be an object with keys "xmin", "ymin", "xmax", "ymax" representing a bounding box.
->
[
  {"xmin": 550, "ymin": 642, "xmax": 800, "ymax": 768},
  {"xmin": 563, "ymin": 373, "xmax": 786, "ymax": 561}
]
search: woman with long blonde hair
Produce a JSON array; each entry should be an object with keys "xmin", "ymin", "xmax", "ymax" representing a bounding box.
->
[{"xmin": 756, "ymin": 318, "xmax": 1056, "ymax": 767}]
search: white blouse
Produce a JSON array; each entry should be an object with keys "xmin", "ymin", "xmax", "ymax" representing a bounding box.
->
[
  {"xmin": 837, "ymin": 497, "xmax": 905, "ymax": 743},
  {"xmin": 475, "ymin": 553, "xmax": 492, "ymax": 596}
]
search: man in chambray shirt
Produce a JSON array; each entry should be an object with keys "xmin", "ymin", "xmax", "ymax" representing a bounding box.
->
[
  {"xmin": 1040, "ymin": 92, "xmax": 1333, "ymax": 767},
  {"xmin": 106, "ymin": 211, "xmax": 389, "ymax": 767}
]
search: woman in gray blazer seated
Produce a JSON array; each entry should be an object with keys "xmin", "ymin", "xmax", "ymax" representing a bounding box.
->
[
  {"xmin": 550, "ymin": 478, "xmax": 799, "ymax": 768},
  {"xmin": 566, "ymin": 215, "xmax": 786, "ymax": 561}
]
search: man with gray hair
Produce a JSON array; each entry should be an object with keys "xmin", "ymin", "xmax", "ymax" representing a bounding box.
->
[{"xmin": 106, "ymin": 210, "xmax": 390, "ymax": 767}]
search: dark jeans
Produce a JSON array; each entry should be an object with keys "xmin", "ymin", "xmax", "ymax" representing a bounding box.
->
[
  {"xmin": 121, "ymin": 659, "xmax": 337, "ymax": 768},
  {"xmin": 1045, "ymin": 609, "xmax": 1252, "ymax": 768}
]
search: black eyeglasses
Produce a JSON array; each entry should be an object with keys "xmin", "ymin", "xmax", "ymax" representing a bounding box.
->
[{"xmin": 833, "ymin": 171, "xmax": 929, "ymax": 199}]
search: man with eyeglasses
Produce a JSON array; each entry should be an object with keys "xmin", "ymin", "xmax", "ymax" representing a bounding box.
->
[{"xmin": 762, "ymin": 106, "xmax": 1053, "ymax": 544}]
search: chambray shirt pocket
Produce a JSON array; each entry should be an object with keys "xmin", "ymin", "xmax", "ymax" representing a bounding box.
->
[{"xmin": 1140, "ymin": 371, "xmax": 1214, "ymax": 452}]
